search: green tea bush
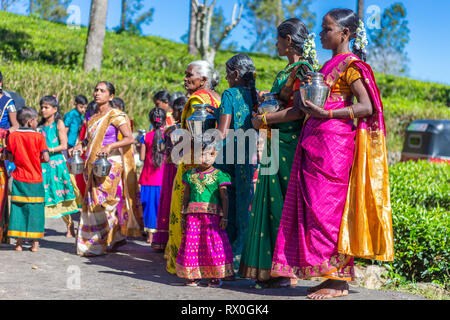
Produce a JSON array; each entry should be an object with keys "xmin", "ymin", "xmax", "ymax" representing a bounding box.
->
[
  {"xmin": 377, "ymin": 74, "xmax": 450, "ymax": 107},
  {"xmin": 387, "ymin": 161, "xmax": 449, "ymax": 285}
]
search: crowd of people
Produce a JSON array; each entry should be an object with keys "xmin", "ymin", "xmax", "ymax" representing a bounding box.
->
[{"xmin": 0, "ymin": 8, "xmax": 394, "ymax": 299}]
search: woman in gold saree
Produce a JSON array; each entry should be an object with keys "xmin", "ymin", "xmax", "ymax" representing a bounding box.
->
[
  {"xmin": 71, "ymin": 81, "xmax": 143, "ymax": 256},
  {"xmin": 165, "ymin": 61, "xmax": 221, "ymax": 274}
]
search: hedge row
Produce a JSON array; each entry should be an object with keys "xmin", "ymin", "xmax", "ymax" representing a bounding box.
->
[{"xmin": 385, "ymin": 160, "xmax": 449, "ymax": 285}]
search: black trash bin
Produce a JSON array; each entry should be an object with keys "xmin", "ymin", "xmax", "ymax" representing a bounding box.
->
[{"xmin": 401, "ymin": 119, "xmax": 450, "ymax": 163}]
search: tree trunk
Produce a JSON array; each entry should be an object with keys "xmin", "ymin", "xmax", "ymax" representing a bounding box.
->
[
  {"xmin": 29, "ymin": 0, "xmax": 33, "ymax": 14},
  {"xmin": 188, "ymin": 0, "xmax": 198, "ymax": 55},
  {"xmin": 83, "ymin": 0, "xmax": 109, "ymax": 73},
  {"xmin": 120, "ymin": 0, "xmax": 126, "ymax": 31},
  {"xmin": 357, "ymin": 0, "xmax": 364, "ymax": 20}
]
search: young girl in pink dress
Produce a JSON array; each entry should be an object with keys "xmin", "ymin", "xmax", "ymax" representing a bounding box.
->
[
  {"xmin": 151, "ymin": 96, "xmax": 187, "ymax": 251},
  {"xmin": 176, "ymin": 143, "xmax": 234, "ymax": 287},
  {"xmin": 139, "ymin": 107, "xmax": 166, "ymax": 244}
]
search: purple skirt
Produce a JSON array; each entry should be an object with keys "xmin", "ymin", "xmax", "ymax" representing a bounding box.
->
[
  {"xmin": 152, "ymin": 163, "xmax": 177, "ymax": 250},
  {"xmin": 176, "ymin": 213, "xmax": 234, "ymax": 280}
]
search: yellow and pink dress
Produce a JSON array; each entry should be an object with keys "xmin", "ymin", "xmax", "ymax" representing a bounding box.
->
[
  {"xmin": 176, "ymin": 167, "xmax": 234, "ymax": 280},
  {"xmin": 271, "ymin": 53, "xmax": 394, "ymax": 281}
]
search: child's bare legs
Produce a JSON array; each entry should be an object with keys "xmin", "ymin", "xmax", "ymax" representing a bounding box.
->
[
  {"xmin": 146, "ymin": 231, "xmax": 153, "ymax": 244},
  {"xmin": 30, "ymin": 240, "xmax": 39, "ymax": 252},
  {"xmin": 14, "ymin": 238, "xmax": 23, "ymax": 251},
  {"xmin": 62, "ymin": 215, "xmax": 75, "ymax": 238}
]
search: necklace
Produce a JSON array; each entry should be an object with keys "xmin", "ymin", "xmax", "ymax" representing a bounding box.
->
[{"xmin": 190, "ymin": 168, "xmax": 217, "ymax": 194}]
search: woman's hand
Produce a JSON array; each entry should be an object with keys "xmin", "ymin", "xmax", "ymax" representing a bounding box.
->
[
  {"xmin": 97, "ymin": 144, "xmax": 112, "ymax": 157},
  {"xmin": 205, "ymin": 106, "xmax": 216, "ymax": 116},
  {"xmin": 251, "ymin": 114, "xmax": 264, "ymax": 129},
  {"xmin": 300, "ymin": 100, "xmax": 328, "ymax": 119},
  {"xmin": 69, "ymin": 143, "xmax": 83, "ymax": 157},
  {"xmin": 219, "ymin": 217, "xmax": 228, "ymax": 230},
  {"xmin": 257, "ymin": 90, "xmax": 270, "ymax": 104}
]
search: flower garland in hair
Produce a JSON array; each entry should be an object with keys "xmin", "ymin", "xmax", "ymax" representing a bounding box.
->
[
  {"xmin": 353, "ymin": 19, "xmax": 368, "ymax": 54},
  {"xmin": 302, "ymin": 33, "xmax": 319, "ymax": 71}
]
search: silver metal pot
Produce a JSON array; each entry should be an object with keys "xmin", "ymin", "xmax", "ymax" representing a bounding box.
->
[
  {"xmin": 93, "ymin": 154, "xmax": 112, "ymax": 177},
  {"xmin": 258, "ymin": 93, "xmax": 280, "ymax": 114},
  {"xmin": 299, "ymin": 72, "xmax": 330, "ymax": 108},
  {"xmin": 186, "ymin": 104, "xmax": 216, "ymax": 141},
  {"xmin": 67, "ymin": 150, "xmax": 84, "ymax": 175}
]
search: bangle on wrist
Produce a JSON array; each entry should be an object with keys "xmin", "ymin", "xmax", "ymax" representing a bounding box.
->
[
  {"xmin": 348, "ymin": 106, "xmax": 355, "ymax": 119},
  {"xmin": 261, "ymin": 113, "xmax": 268, "ymax": 125},
  {"xmin": 328, "ymin": 109, "xmax": 333, "ymax": 119}
]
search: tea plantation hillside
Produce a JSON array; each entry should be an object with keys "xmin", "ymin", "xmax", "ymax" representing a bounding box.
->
[{"xmin": 0, "ymin": 11, "xmax": 449, "ymax": 151}]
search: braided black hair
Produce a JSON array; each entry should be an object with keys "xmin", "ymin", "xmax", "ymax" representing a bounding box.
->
[
  {"xmin": 225, "ymin": 54, "xmax": 258, "ymax": 109},
  {"xmin": 148, "ymin": 107, "xmax": 167, "ymax": 168},
  {"xmin": 327, "ymin": 8, "xmax": 367, "ymax": 61}
]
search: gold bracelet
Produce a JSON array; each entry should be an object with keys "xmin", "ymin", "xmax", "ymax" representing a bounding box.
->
[
  {"xmin": 348, "ymin": 106, "xmax": 355, "ymax": 119},
  {"xmin": 262, "ymin": 113, "xmax": 268, "ymax": 125}
]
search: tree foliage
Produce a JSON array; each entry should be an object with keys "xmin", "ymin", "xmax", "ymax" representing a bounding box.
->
[
  {"xmin": 367, "ymin": 2, "xmax": 410, "ymax": 75},
  {"xmin": 33, "ymin": 0, "xmax": 70, "ymax": 22},
  {"xmin": 244, "ymin": 0, "xmax": 315, "ymax": 54},
  {"xmin": 116, "ymin": 0, "xmax": 154, "ymax": 35},
  {"xmin": 1, "ymin": 0, "xmax": 19, "ymax": 11}
]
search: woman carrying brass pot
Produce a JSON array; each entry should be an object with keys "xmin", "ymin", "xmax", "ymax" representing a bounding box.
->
[
  {"xmin": 70, "ymin": 81, "xmax": 143, "ymax": 256},
  {"xmin": 165, "ymin": 60, "xmax": 221, "ymax": 274}
]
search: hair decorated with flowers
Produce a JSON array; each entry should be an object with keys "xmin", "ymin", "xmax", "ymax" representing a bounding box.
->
[
  {"xmin": 327, "ymin": 8, "xmax": 368, "ymax": 61},
  {"xmin": 302, "ymin": 33, "xmax": 319, "ymax": 70},
  {"xmin": 353, "ymin": 19, "xmax": 368, "ymax": 57}
]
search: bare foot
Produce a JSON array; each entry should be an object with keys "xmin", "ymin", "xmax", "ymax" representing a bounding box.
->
[
  {"xmin": 66, "ymin": 225, "xmax": 76, "ymax": 238},
  {"xmin": 208, "ymin": 279, "xmax": 223, "ymax": 288},
  {"xmin": 307, "ymin": 280, "xmax": 349, "ymax": 300},
  {"xmin": 185, "ymin": 279, "xmax": 200, "ymax": 287},
  {"xmin": 30, "ymin": 240, "xmax": 39, "ymax": 252},
  {"xmin": 306, "ymin": 279, "xmax": 332, "ymax": 294}
]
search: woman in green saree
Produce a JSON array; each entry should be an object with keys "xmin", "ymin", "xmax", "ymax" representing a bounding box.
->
[
  {"xmin": 215, "ymin": 54, "xmax": 258, "ymax": 273},
  {"xmin": 239, "ymin": 18, "xmax": 317, "ymax": 287}
]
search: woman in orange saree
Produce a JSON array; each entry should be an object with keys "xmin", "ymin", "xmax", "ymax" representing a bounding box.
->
[
  {"xmin": 165, "ymin": 61, "xmax": 221, "ymax": 274},
  {"xmin": 264, "ymin": 9, "xmax": 393, "ymax": 299},
  {"xmin": 72, "ymin": 82, "xmax": 143, "ymax": 256}
]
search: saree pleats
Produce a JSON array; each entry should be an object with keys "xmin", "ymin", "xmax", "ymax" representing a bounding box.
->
[
  {"xmin": 239, "ymin": 121, "xmax": 301, "ymax": 281},
  {"xmin": 76, "ymin": 109, "xmax": 143, "ymax": 256},
  {"xmin": 239, "ymin": 61, "xmax": 313, "ymax": 281},
  {"xmin": 338, "ymin": 61, "xmax": 394, "ymax": 261}
]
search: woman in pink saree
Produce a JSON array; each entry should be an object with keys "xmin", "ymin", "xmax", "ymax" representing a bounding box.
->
[{"xmin": 258, "ymin": 9, "xmax": 394, "ymax": 299}]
